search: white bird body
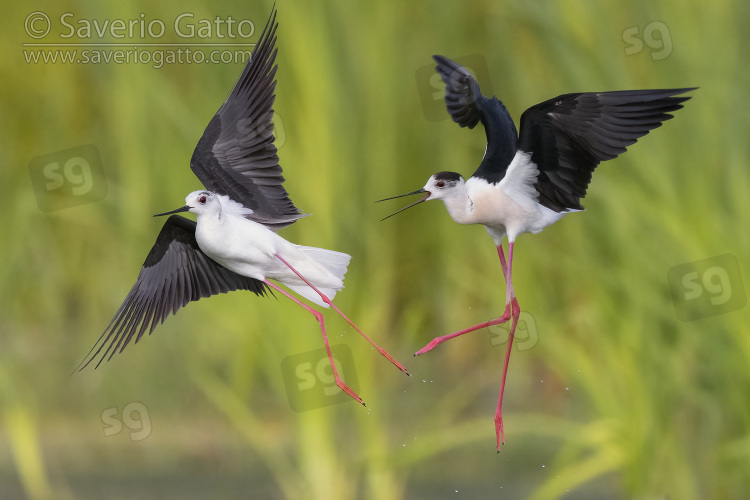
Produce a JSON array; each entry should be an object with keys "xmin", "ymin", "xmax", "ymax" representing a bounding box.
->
[
  {"xmin": 78, "ymin": 9, "xmax": 408, "ymax": 403},
  {"xmin": 380, "ymin": 53, "xmax": 694, "ymax": 449},
  {"xmin": 190, "ymin": 191, "xmax": 350, "ymax": 308},
  {"xmin": 422, "ymin": 159, "xmax": 573, "ymax": 246}
]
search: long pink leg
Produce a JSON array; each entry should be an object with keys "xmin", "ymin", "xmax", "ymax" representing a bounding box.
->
[
  {"xmin": 414, "ymin": 244, "xmax": 518, "ymax": 356},
  {"xmin": 495, "ymin": 241, "xmax": 520, "ymax": 450},
  {"xmin": 275, "ymin": 254, "xmax": 409, "ymax": 375},
  {"xmin": 263, "ymin": 279, "xmax": 365, "ymax": 406},
  {"xmin": 412, "ymin": 242, "xmax": 521, "ymax": 449},
  {"xmin": 497, "ymin": 245, "xmax": 517, "ymax": 306}
]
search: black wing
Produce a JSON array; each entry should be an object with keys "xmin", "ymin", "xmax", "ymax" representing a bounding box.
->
[
  {"xmin": 518, "ymin": 88, "xmax": 696, "ymax": 212},
  {"xmin": 190, "ymin": 7, "xmax": 305, "ymax": 230},
  {"xmin": 77, "ymin": 215, "xmax": 270, "ymax": 370},
  {"xmin": 433, "ymin": 55, "xmax": 518, "ymax": 183}
]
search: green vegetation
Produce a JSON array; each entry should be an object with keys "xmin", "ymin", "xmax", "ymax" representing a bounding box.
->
[{"xmin": 1, "ymin": 0, "xmax": 748, "ymax": 498}]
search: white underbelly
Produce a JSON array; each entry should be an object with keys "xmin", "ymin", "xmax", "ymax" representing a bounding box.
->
[
  {"xmin": 466, "ymin": 180, "xmax": 572, "ymax": 242},
  {"xmin": 195, "ymin": 216, "xmax": 280, "ymax": 280}
]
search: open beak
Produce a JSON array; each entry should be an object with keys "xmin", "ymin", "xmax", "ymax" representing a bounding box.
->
[
  {"xmin": 376, "ymin": 188, "xmax": 431, "ymax": 221},
  {"xmin": 153, "ymin": 205, "xmax": 191, "ymax": 217}
]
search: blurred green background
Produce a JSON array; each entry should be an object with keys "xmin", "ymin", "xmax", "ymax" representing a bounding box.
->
[{"xmin": 1, "ymin": 0, "xmax": 748, "ymax": 498}]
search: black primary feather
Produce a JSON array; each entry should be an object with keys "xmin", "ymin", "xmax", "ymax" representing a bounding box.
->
[
  {"xmin": 190, "ymin": 7, "xmax": 305, "ymax": 230},
  {"xmin": 433, "ymin": 55, "xmax": 695, "ymax": 212},
  {"xmin": 76, "ymin": 215, "xmax": 270, "ymax": 370},
  {"xmin": 433, "ymin": 55, "xmax": 519, "ymax": 184},
  {"xmin": 517, "ymin": 88, "xmax": 695, "ymax": 211}
]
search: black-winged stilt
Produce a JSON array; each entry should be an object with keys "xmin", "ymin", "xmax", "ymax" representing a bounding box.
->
[
  {"xmin": 380, "ymin": 55, "xmax": 695, "ymax": 449},
  {"xmin": 77, "ymin": 8, "xmax": 409, "ymax": 406}
]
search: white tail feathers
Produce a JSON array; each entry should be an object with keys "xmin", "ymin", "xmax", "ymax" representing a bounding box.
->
[{"xmin": 287, "ymin": 246, "xmax": 351, "ymax": 307}]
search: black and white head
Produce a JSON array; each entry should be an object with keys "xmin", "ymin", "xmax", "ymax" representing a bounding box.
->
[
  {"xmin": 154, "ymin": 190, "xmax": 255, "ymax": 218},
  {"xmin": 188, "ymin": 190, "xmax": 226, "ymax": 216},
  {"xmin": 378, "ymin": 171, "xmax": 466, "ymax": 220},
  {"xmin": 421, "ymin": 171, "xmax": 465, "ymax": 201}
]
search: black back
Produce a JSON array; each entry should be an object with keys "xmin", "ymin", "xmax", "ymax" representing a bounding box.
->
[{"xmin": 433, "ymin": 55, "xmax": 518, "ymax": 183}]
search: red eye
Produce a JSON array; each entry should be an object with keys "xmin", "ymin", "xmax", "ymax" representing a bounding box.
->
[
  {"xmin": 199, "ymin": 196, "xmax": 207, "ymax": 204},
  {"xmin": 436, "ymin": 181, "xmax": 445, "ymax": 188}
]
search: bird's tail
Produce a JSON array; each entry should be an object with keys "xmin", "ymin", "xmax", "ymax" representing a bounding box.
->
[{"xmin": 287, "ymin": 246, "xmax": 351, "ymax": 307}]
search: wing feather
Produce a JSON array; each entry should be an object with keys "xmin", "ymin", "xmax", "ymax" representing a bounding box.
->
[
  {"xmin": 190, "ymin": 8, "xmax": 305, "ymax": 230},
  {"xmin": 77, "ymin": 215, "xmax": 270, "ymax": 370},
  {"xmin": 518, "ymin": 88, "xmax": 696, "ymax": 211}
]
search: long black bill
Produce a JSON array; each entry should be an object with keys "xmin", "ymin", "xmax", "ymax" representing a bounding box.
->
[
  {"xmin": 376, "ymin": 188, "xmax": 431, "ymax": 221},
  {"xmin": 153, "ymin": 205, "xmax": 191, "ymax": 217}
]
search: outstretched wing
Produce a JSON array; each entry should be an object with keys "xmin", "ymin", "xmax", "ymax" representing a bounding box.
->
[
  {"xmin": 77, "ymin": 215, "xmax": 270, "ymax": 370},
  {"xmin": 518, "ymin": 88, "xmax": 696, "ymax": 211},
  {"xmin": 433, "ymin": 55, "xmax": 518, "ymax": 183},
  {"xmin": 190, "ymin": 7, "xmax": 305, "ymax": 230},
  {"xmin": 433, "ymin": 54, "xmax": 484, "ymax": 129}
]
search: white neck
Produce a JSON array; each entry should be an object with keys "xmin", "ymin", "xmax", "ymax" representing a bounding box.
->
[
  {"xmin": 439, "ymin": 184, "xmax": 474, "ymax": 225},
  {"xmin": 196, "ymin": 204, "xmax": 223, "ymax": 220}
]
